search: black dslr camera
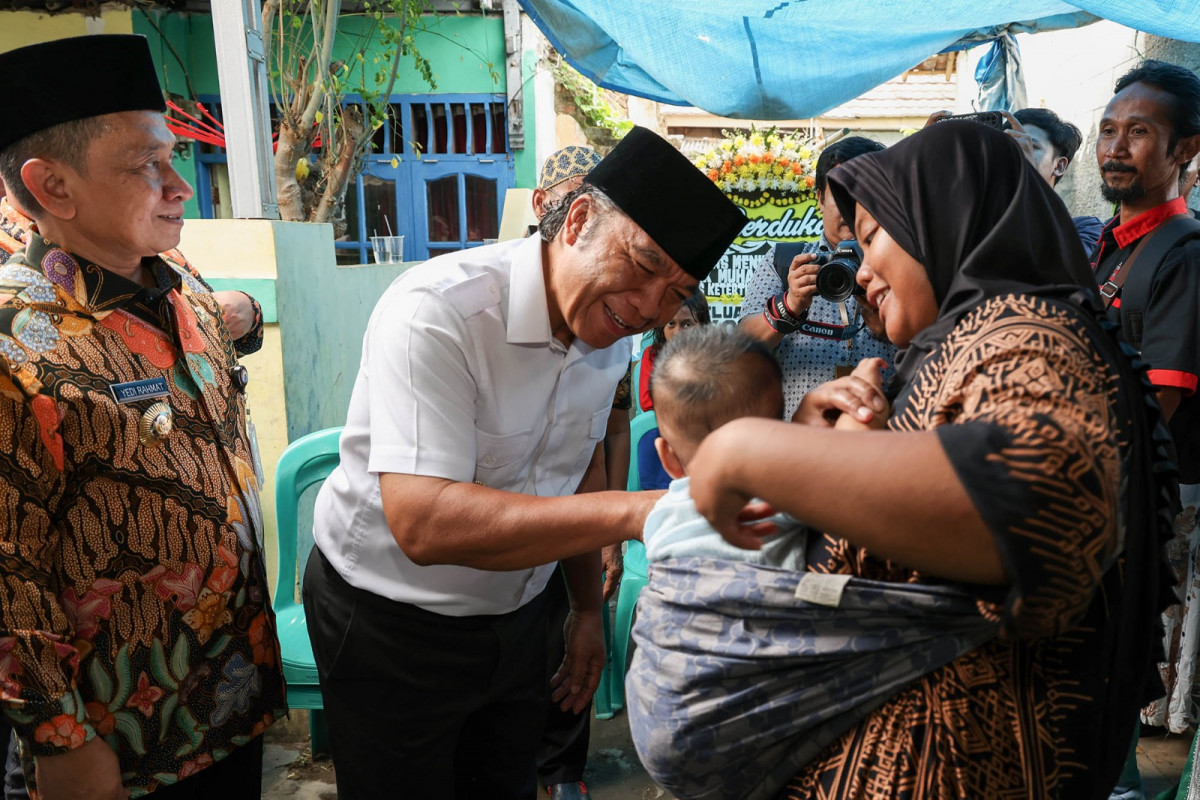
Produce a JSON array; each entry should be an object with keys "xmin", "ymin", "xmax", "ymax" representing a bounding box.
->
[{"xmin": 814, "ymin": 240, "xmax": 864, "ymax": 303}]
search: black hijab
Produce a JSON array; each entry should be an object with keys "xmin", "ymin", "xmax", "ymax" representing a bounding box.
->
[{"xmin": 826, "ymin": 121, "xmax": 1101, "ymax": 392}]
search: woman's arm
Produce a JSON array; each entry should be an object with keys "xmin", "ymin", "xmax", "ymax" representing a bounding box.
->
[{"xmin": 687, "ymin": 419, "xmax": 1005, "ymax": 584}]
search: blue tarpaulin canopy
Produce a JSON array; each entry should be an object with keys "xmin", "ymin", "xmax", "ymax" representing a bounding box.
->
[{"xmin": 516, "ymin": 0, "xmax": 1200, "ymax": 119}]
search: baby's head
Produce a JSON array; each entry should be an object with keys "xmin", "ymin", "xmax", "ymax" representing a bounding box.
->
[{"xmin": 650, "ymin": 325, "xmax": 784, "ymax": 478}]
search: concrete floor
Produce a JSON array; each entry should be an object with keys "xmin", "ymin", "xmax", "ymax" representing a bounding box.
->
[
  {"xmin": 262, "ymin": 710, "xmax": 1192, "ymax": 799},
  {"xmin": 1141, "ymin": 732, "xmax": 1192, "ymax": 799}
]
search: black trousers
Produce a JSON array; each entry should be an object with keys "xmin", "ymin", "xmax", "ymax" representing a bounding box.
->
[
  {"xmin": 303, "ymin": 547, "xmax": 553, "ymax": 800},
  {"xmin": 535, "ymin": 568, "xmax": 591, "ymax": 786}
]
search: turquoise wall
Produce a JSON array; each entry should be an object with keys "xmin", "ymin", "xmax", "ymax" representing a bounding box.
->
[
  {"xmin": 132, "ymin": 10, "xmax": 534, "ymax": 217},
  {"xmin": 133, "ymin": 11, "xmax": 508, "ymax": 102},
  {"xmin": 332, "ymin": 13, "xmax": 506, "ymax": 95},
  {"xmin": 276, "ymin": 255, "xmax": 416, "ymax": 440}
]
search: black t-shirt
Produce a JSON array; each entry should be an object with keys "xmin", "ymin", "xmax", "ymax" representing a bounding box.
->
[{"xmin": 1094, "ymin": 228, "xmax": 1200, "ymax": 482}]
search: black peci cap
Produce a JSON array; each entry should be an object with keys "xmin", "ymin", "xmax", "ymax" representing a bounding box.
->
[
  {"xmin": 585, "ymin": 126, "xmax": 746, "ymax": 281},
  {"xmin": 0, "ymin": 35, "xmax": 166, "ymax": 154}
]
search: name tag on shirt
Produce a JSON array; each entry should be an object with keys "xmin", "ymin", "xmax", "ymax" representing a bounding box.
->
[
  {"xmin": 795, "ymin": 573, "xmax": 853, "ymax": 607},
  {"xmin": 109, "ymin": 377, "xmax": 170, "ymax": 404}
]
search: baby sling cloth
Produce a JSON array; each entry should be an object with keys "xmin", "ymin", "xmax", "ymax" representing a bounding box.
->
[{"xmin": 626, "ymin": 557, "xmax": 1000, "ymax": 800}]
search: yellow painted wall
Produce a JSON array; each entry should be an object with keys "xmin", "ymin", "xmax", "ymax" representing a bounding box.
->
[
  {"xmin": 0, "ymin": 9, "xmax": 133, "ymax": 53},
  {"xmin": 176, "ymin": 219, "xmax": 308, "ymax": 593},
  {"xmin": 179, "ymin": 222, "xmax": 283, "ymax": 281}
]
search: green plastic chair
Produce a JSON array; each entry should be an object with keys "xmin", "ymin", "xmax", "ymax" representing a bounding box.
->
[
  {"xmin": 272, "ymin": 426, "xmax": 344, "ymax": 755},
  {"xmin": 594, "ymin": 601, "xmax": 615, "ymax": 720},
  {"xmin": 607, "ymin": 410, "xmax": 658, "ymax": 712},
  {"xmin": 634, "ymin": 330, "xmax": 653, "ymax": 362}
]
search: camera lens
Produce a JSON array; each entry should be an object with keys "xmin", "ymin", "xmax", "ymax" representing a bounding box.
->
[{"xmin": 816, "ymin": 260, "xmax": 862, "ymax": 303}]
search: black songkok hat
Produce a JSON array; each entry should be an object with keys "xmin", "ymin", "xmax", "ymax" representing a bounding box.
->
[
  {"xmin": 586, "ymin": 126, "xmax": 746, "ymax": 281},
  {"xmin": 0, "ymin": 35, "xmax": 166, "ymax": 154}
]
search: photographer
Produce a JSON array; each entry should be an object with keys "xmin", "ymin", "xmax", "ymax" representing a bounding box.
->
[{"xmin": 740, "ymin": 136, "xmax": 895, "ymax": 419}]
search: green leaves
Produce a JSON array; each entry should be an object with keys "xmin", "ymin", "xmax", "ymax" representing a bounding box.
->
[
  {"xmin": 158, "ymin": 693, "xmax": 180, "ymax": 744},
  {"xmin": 113, "ymin": 710, "xmax": 147, "ymax": 755},
  {"xmin": 150, "ymin": 640, "xmax": 178, "ymax": 691},
  {"xmin": 173, "ymin": 707, "xmax": 206, "ymax": 758},
  {"xmin": 206, "ymin": 633, "xmax": 232, "ymax": 659},
  {"xmin": 90, "ymin": 656, "xmax": 114, "ymax": 705},
  {"xmin": 109, "ymin": 643, "xmax": 133, "ymax": 713},
  {"xmin": 170, "ymin": 636, "xmax": 189, "ymax": 684}
]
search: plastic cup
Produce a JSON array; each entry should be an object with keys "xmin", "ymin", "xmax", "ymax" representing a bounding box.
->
[{"xmin": 371, "ymin": 235, "xmax": 405, "ymax": 264}]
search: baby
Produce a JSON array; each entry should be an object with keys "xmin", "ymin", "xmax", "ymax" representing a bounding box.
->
[{"xmin": 643, "ymin": 325, "xmax": 886, "ymax": 567}]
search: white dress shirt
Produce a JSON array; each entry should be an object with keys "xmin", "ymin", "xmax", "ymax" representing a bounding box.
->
[{"xmin": 313, "ymin": 236, "xmax": 629, "ymax": 616}]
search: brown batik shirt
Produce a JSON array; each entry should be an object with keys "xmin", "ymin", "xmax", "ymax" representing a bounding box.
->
[{"xmin": 0, "ymin": 232, "xmax": 286, "ymax": 796}]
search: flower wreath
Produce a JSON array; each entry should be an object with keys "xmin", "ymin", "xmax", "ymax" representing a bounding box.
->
[{"xmin": 693, "ymin": 127, "xmax": 820, "ymax": 207}]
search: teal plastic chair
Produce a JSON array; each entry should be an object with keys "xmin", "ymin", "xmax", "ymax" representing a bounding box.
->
[
  {"xmin": 607, "ymin": 410, "xmax": 658, "ymax": 712},
  {"xmin": 272, "ymin": 426, "xmax": 344, "ymax": 755},
  {"xmin": 633, "ymin": 330, "xmax": 653, "ymax": 362},
  {"xmin": 594, "ymin": 602, "xmax": 615, "ymax": 720}
]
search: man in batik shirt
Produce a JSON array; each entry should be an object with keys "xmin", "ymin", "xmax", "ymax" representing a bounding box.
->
[{"xmin": 0, "ymin": 35, "xmax": 285, "ymax": 799}]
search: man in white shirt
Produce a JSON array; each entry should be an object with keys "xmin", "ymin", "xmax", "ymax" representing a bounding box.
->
[{"xmin": 303, "ymin": 127, "xmax": 747, "ymax": 799}]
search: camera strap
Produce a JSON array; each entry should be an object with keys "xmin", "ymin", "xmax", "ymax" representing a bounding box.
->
[
  {"xmin": 796, "ymin": 301, "xmax": 861, "ymax": 341},
  {"xmin": 796, "ymin": 320, "xmax": 860, "ymax": 341}
]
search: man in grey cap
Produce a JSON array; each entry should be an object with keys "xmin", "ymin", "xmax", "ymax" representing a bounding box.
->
[
  {"xmin": 304, "ymin": 126, "xmax": 748, "ymax": 799},
  {"xmin": 0, "ymin": 35, "xmax": 285, "ymax": 799},
  {"xmin": 532, "ymin": 144, "xmax": 604, "ymax": 221}
]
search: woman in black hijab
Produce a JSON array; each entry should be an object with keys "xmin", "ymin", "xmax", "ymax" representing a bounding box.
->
[{"xmin": 687, "ymin": 121, "xmax": 1177, "ymax": 798}]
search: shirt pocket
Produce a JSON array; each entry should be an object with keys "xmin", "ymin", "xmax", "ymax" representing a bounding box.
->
[
  {"xmin": 588, "ymin": 407, "xmax": 609, "ymax": 441},
  {"xmin": 567, "ymin": 408, "xmax": 610, "ymax": 483},
  {"xmin": 474, "ymin": 427, "xmax": 534, "ymax": 485}
]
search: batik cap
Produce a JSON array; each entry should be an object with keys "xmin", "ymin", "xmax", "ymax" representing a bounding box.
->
[
  {"xmin": 585, "ymin": 127, "xmax": 746, "ymax": 281},
  {"xmin": 538, "ymin": 146, "xmax": 603, "ymax": 190},
  {"xmin": 0, "ymin": 35, "xmax": 166, "ymax": 154}
]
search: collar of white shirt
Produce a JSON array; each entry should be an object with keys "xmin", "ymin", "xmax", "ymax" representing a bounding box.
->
[{"xmin": 507, "ymin": 235, "xmax": 554, "ymax": 346}]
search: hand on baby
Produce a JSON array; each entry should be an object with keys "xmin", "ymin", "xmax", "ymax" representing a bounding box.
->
[
  {"xmin": 793, "ymin": 358, "xmax": 891, "ymax": 429},
  {"xmin": 832, "ymin": 359, "xmax": 891, "ymax": 431}
]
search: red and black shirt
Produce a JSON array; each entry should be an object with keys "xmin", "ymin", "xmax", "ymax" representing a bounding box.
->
[{"xmin": 1092, "ymin": 196, "xmax": 1200, "ymax": 481}]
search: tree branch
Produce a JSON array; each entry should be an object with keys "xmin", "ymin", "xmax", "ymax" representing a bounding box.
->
[{"xmin": 299, "ymin": 0, "xmax": 343, "ymax": 132}]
